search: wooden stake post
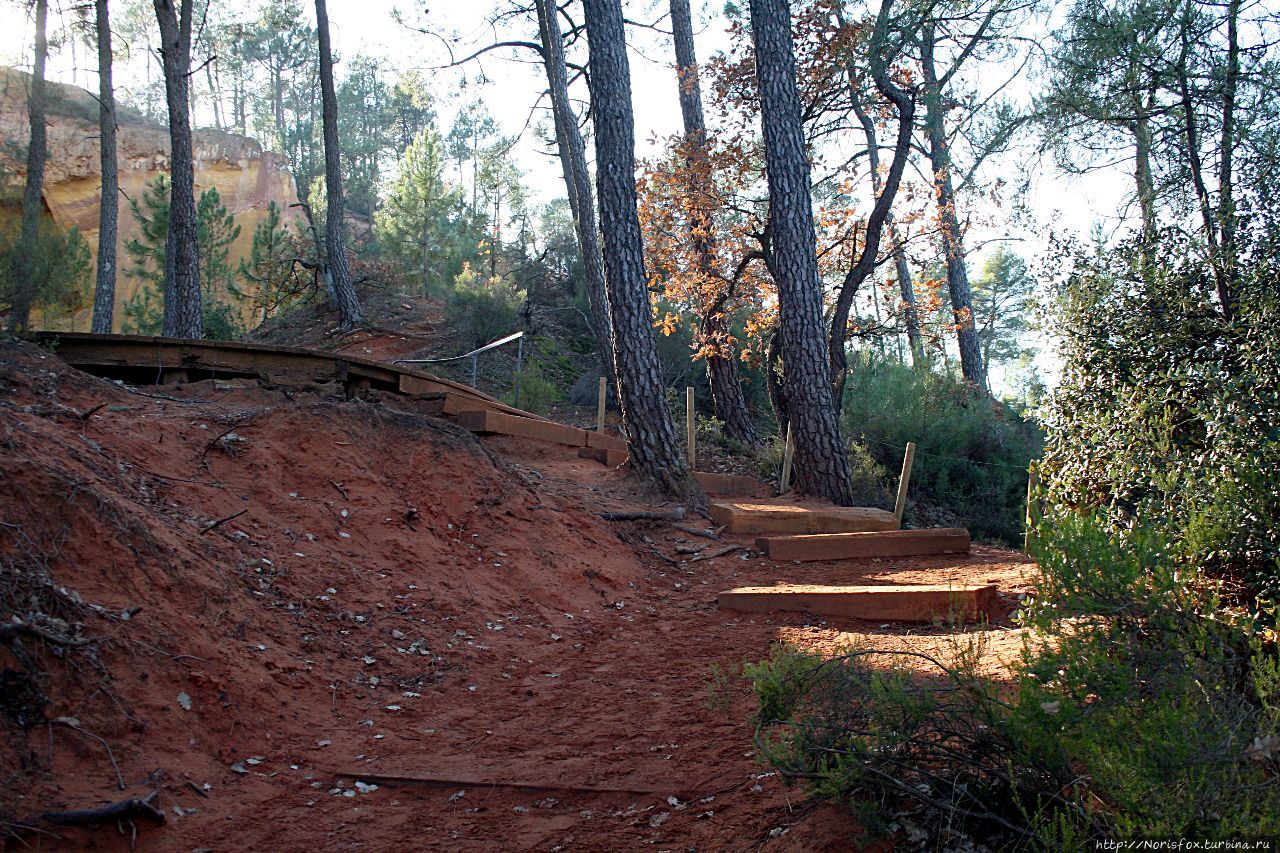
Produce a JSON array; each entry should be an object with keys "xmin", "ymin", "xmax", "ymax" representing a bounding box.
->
[
  {"xmin": 596, "ymin": 376, "xmax": 607, "ymax": 432},
  {"xmin": 686, "ymin": 386, "xmax": 696, "ymax": 467},
  {"xmin": 778, "ymin": 422, "xmax": 795, "ymax": 492},
  {"xmin": 1024, "ymin": 464, "xmax": 1039, "ymax": 553},
  {"xmin": 893, "ymin": 441, "xmax": 917, "ymax": 523}
]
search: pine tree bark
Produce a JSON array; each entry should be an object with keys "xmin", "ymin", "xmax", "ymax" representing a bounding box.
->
[
  {"xmin": 315, "ymin": 0, "xmax": 364, "ymax": 330},
  {"xmin": 153, "ymin": 0, "xmax": 201, "ymax": 338},
  {"xmin": 920, "ymin": 24, "xmax": 984, "ymax": 388},
  {"xmin": 892, "ymin": 235, "xmax": 923, "ymax": 365},
  {"xmin": 9, "ymin": 0, "xmax": 48, "ymax": 333},
  {"xmin": 748, "ymin": 0, "xmax": 854, "ymax": 505},
  {"xmin": 91, "ymin": 0, "xmax": 118, "ymax": 334},
  {"xmin": 670, "ymin": 0, "xmax": 758, "ymax": 447},
  {"xmin": 534, "ymin": 0, "xmax": 613, "ymax": 367},
  {"xmin": 583, "ymin": 0, "xmax": 700, "ymax": 501}
]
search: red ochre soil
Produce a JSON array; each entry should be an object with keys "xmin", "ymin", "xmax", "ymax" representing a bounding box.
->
[{"xmin": 0, "ymin": 339, "xmax": 1033, "ymax": 851}]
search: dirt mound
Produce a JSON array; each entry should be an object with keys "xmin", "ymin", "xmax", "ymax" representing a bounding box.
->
[{"xmin": 0, "ymin": 339, "xmax": 644, "ymax": 847}]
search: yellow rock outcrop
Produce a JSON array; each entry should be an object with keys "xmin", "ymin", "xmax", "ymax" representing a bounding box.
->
[{"xmin": 0, "ymin": 66, "xmax": 301, "ymax": 332}]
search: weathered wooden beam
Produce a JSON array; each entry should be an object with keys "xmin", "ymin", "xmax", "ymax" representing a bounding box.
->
[
  {"xmin": 717, "ymin": 583, "xmax": 996, "ymax": 622},
  {"xmin": 457, "ymin": 408, "xmax": 592, "ymax": 448},
  {"xmin": 578, "ymin": 446, "xmax": 630, "ymax": 467},
  {"xmin": 708, "ymin": 501, "xmax": 899, "ymax": 535},
  {"xmin": 692, "ymin": 472, "xmax": 760, "ymax": 497},
  {"xmin": 756, "ymin": 528, "xmax": 971, "ymax": 561}
]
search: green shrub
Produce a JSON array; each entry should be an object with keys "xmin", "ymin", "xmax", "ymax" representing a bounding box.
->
[
  {"xmin": 201, "ymin": 300, "xmax": 243, "ymax": 341},
  {"xmin": 0, "ymin": 214, "xmax": 92, "ymax": 328},
  {"xmin": 510, "ymin": 361, "xmax": 560, "ymax": 415},
  {"xmin": 1040, "ymin": 227, "xmax": 1280, "ymax": 601},
  {"xmin": 751, "ymin": 432, "xmax": 787, "ymax": 482},
  {"xmin": 445, "ymin": 265, "xmax": 522, "ymax": 349},
  {"xmin": 745, "ymin": 512, "xmax": 1280, "ymax": 847},
  {"xmin": 840, "ymin": 353, "xmax": 1042, "ymax": 542},
  {"xmin": 696, "ymin": 415, "xmax": 751, "ymax": 456},
  {"xmin": 121, "ymin": 288, "xmax": 243, "ymax": 340}
]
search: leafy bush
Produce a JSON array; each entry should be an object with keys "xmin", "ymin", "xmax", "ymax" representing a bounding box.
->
[
  {"xmin": 696, "ymin": 415, "xmax": 751, "ymax": 456},
  {"xmin": 445, "ymin": 264, "xmax": 522, "ymax": 349},
  {"xmin": 1039, "ymin": 228, "xmax": 1280, "ymax": 602},
  {"xmin": 840, "ymin": 353, "xmax": 1042, "ymax": 543},
  {"xmin": 121, "ymin": 288, "xmax": 243, "ymax": 339},
  {"xmin": 201, "ymin": 300, "xmax": 243, "ymax": 341},
  {"xmin": 1019, "ymin": 512, "xmax": 1280, "ymax": 840},
  {"xmin": 0, "ymin": 214, "xmax": 92, "ymax": 328},
  {"xmin": 510, "ymin": 361, "xmax": 560, "ymax": 415},
  {"xmin": 746, "ymin": 512, "xmax": 1280, "ymax": 847}
]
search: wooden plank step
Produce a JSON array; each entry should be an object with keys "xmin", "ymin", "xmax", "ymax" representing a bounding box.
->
[
  {"xmin": 756, "ymin": 528, "xmax": 971, "ymax": 561},
  {"xmin": 585, "ymin": 430, "xmax": 628, "ymax": 451},
  {"xmin": 708, "ymin": 501, "xmax": 899, "ymax": 535},
  {"xmin": 718, "ymin": 583, "xmax": 997, "ymax": 622},
  {"xmin": 578, "ymin": 446, "xmax": 629, "ymax": 467},
  {"xmin": 456, "ymin": 409, "xmax": 591, "ymax": 448},
  {"xmin": 397, "ymin": 376, "xmax": 552, "ymax": 422},
  {"xmin": 693, "ymin": 472, "xmax": 760, "ymax": 497}
]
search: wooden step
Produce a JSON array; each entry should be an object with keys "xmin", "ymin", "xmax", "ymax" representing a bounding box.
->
[
  {"xmin": 693, "ymin": 472, "xmax": 760, "ymax": 497},
  {"xmin": 398, "ymin": 376, "xmax": 550, "ymax": 422},
  {"xmin": 456, "ymin": 408, "xmax": 594, "ymax": 448},
  {"xmin": 708, "ymin": 501, "xmax": 899, "ymax": 535},
  {"xmin": 756, "ymin": 528, "xmax": 970, "ymax": 562},
  {"xmin": 718, "ymin": 583, "xmax": 997, "ymax": 622},
  {"xmin": 585, "ymin": 430, "xmax": 628, "ymax": 452},
  {"xmin": 411, "ymin": 391, "xmax": 502, "ymax": 418},
  {"xmin": 578, "ymin": 446, "xmax": 629, "ymax": 467}
]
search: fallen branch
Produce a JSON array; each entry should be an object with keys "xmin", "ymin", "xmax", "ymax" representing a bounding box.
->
[
  {"xmin": 132, "ymin": 464, "xmax": 225, "ymax": 488},
  {"xmin": 78, "ymin": 403, "xmax": 107, "ymax": 424},
  {"xmin": 0, "ymin": 620, "xmax": 90, "ymax": 648},
  {"xmin": 338, "ymin": 770, "xmax": 685, "ymax": 797},
  {"xmin": 674, "ymin": 543, "xmax": 707, "ymax": 555},
  {"xmin": 673, "ymin": 523, "xmax": 721, "ymax": 541},
  {"xmin": 688, "ymin": 544, "xmax": 744, "ymax": 564},
  {"xmin": 599, "ymin": 507, "xmax": 686, "ymax": 522},
  {"xmin": 648, "ymin": 545, "xmax": 681, "ymax": 566},
  {"xmin": 200, "ymin": 421, "xmax": 252, "ymax": 459},
  {"xmin": 37, "ymin": 790, "xmax": 164, "ymax": 827},
  {"xmin": 329, "ymin": 480, "xmax": 349, "ymax": 500},
  {"xmin": 200, "ymin": 508, "xmax": 247, "ymax": 535},
  {"xmin": 49, "ymin": 718, "xmax": 125, "ymax": 790}
]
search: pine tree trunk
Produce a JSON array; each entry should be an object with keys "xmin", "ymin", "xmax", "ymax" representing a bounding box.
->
[
  {"xmin": 670, "ymin": 0, "xmax": 758, "ymax": 447},
  {"xmin": 534, "ymin": 0, "xmax": 614, "ymax": 368},
  {"xmin": 153, "ymin": 0, "xmax": 201, "ymax": 339},
  {"xmin": 748, "ymin": 0, "xmax": 854, "ymax": 505},
  {"xmin": 829, "ymin": 46, "xmax": 915, "ymax": 404},
  {"xmin": 848, "ymin": 82, "xmax": 923, "ymax": 367},
  {"xmin": 91, "ymin": 0, "xmax": 118, "ymax": 334},
  {"xmin": 892, "ymin": 230, "xmax": 924, "ymax": 366},
  {"xmin": 921, "ymin": 25, "xmax": 984, "ymax": 388},
  {"xmin": 583, "ymin": 0, "xmax": 700, "ymax": 502},
  {"xmin": 1217, "ymin": 0, "xmax": 1240, "ymax": 314},
  {"xmin": 315, "ymin": 0, "xmax": 364, "ymax": 330},
  {"xmin": 9, "ymin": 0, "xmax": 48, "ymax": 332}
]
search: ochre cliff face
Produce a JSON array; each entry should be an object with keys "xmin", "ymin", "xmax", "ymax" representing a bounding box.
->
[{"xmin": 0, "ymin": 66, "xmax": 301, "ymax": 332}]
